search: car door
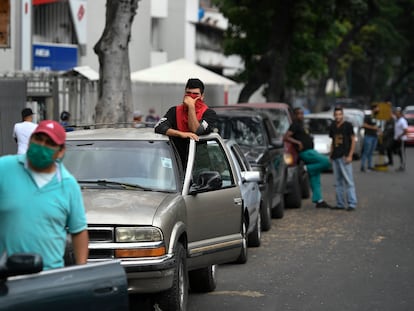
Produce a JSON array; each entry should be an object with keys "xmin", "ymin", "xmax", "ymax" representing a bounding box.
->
[
  {"xmin": 184, "ymin": 138, "xmax": 243, "ymax": 267},
  {"xmin": 1, "ymin": 261, "xmax": 129, "ymax": 311}
]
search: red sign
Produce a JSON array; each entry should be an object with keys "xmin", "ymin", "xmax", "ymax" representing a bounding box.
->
[
  {"xmin": 33, "ymin": 0, "xmax": 58, "ymax": 5},
  {"xmin": 77, "ymin": 4, "xmax": 84, "ymax": 21}
]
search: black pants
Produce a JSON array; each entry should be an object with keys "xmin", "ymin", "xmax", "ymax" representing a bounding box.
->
[{"xmin": 392, "ymin": 140, "xmax": 406, "ymax": 169}]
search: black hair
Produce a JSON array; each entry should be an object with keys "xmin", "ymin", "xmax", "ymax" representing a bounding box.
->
[
  {"xmin": 293, "ymin": 107, "xmax": 302, "ymax": 114},
  {"xmin": 60, "ymin": 111, "xmax": 71, "ymax": 121},
  {"xmin": 334, "ymin": 106, "xmax": 343, "ymax": 112},
  {"xmin": 185, "ymin": 78, "xmax": 205, "ymax": 94}
]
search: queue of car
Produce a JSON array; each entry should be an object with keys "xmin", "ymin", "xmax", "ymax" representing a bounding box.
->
[{"xmin": 1, "ymin": 104, "xmax": 311, "ymax": 311}]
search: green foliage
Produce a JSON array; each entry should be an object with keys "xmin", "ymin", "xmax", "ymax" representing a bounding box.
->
[{"xmin": 214, "ymin": 0, "xmax": 414, "ymax": 102}]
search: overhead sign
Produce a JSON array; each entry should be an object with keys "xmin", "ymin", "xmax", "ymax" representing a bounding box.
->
[{"xmin": 33, "ymin": 43, "xmax": 78, "ymax": 71}]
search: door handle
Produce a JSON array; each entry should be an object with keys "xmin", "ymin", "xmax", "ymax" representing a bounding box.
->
[
  {"xmin": 94, "ymin": 286, "xmax": 118, "ymax": 295},
  {"xmin": 233, "ymin": 197, "xmax": 242, "ymax": 205}
]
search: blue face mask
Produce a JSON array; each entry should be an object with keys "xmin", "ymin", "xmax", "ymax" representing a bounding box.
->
[{"xmin": 27, "ymin": 142, "xmax": 57, "ymax": 169}]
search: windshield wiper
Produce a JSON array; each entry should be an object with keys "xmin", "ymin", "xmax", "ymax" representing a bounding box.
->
[{"xmin": 77, "ymin": 179, "xmax": 152, "ymax": 191}]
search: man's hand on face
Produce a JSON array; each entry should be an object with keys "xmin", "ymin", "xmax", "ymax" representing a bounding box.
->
[{"xmin": 183, "ymin": 91, "xmax": 201, "ymax": 109}]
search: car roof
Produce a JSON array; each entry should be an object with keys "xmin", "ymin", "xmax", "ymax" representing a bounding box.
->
[
  {"xmin": 65, "ymin": 127, "xmax": 167, "ymax": 141},
  {"xmin": 212, "ymin": 106, "xmax": 270, "ymax": 118},
  {"xmin": 65, "ymin": 127, "xmax": 222, "ymax": 142},
  {"xmin": 304, "ymin": 112, "xmax": 333, "ymax": 119},
  {"xmin": 237, "ymin": 102, "xmax": 290, "ymax": 110}
]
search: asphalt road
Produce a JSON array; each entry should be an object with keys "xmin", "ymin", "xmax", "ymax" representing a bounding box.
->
[{"xmin": 187, "ymin": 147, "xmax": 414, "ymax": 311}]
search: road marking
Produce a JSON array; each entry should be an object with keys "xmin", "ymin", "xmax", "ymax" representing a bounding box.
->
[{"xmin": 210, "ymin": 290, "xmax": 264, "ymax": 297}]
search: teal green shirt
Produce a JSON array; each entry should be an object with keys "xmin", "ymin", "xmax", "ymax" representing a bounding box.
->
[{"xmin": 0, "ymin": 154, "xmax": 87, "ymax": 270}]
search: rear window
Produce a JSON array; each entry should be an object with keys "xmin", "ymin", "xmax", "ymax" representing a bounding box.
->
[{"xmin": 216, "ymin": 116, "xmax": 266, "ymax": 147}]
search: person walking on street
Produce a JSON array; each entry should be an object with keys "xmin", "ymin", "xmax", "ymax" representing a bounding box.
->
[
  {"xmin": 329, "ymin": 107, "xmax": 358, "ymax": 211},
  {"xmin": 0, "ymin": 120, "xmax": 89, "ymax": 270},
  {"xmin": 360, "ymin": 104, "xmax": 380, "ymax": 172},
  {"xmin": 154, "ymin": 78, "xmax": 217, "ymax": 165},
  {"xmin": 383, "ymin": 114, "xmax": 395, "ymax": 166},
  {"xmin": 284, "ymin": 108, "xmax": 332, "ymax": 208},
  {"xmin": 13, "ymin": 108, "xmax": 38, "ymax": 154},
  {"xmin": 393, "ymin": 107, "xmax": 408, "ymax": 171}
]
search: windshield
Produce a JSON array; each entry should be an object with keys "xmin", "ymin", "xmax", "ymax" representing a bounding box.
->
[
  {"xmin": 264, "ymin": 109, "xmax": 291, "ymax": 135},
  {"xmin": 216, "ymin": 116, "xmax": 265, "ymax": 147},
  {"xmin": 64, "ymin": 140, "xmax": 177, "ymax": 192},
  {"xmin": 306, "ymin": 118, "xmax": 333, "ymax": 134}
]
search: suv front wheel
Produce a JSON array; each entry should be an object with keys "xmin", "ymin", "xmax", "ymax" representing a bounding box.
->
[{"xmin": 157, "ymin": 243, "xmax": 188, "ymax": 311}]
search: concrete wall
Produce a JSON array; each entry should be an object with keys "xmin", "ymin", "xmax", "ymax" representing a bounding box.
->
[{"xmin": 0, "ymin": 79, "xmax": 27, "ymax": 155}]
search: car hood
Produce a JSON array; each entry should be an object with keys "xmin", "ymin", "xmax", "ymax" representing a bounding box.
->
[{"xmin": 82, "ymin": 189, "xmax": 177, "ymax": 226}]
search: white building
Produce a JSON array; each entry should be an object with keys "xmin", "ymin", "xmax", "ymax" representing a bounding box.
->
[{"xmin": 0, "ymin": 0, "xmax": 247, "ymax": 126}]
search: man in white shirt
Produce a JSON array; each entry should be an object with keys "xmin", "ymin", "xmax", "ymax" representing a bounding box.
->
[
  {"xmin": 393, "ymin": 107, "xmax": 408, "ymax": 171},
  {"xmin": 13, "ymin": 108, "xmax": 38, "ymax": 154}
]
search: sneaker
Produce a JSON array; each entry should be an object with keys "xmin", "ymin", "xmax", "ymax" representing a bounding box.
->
[
  {"xmin": 330, "ymin": 206, "xmax": 346, "ymax": 210},
  {"xmin": 396, "ymin": 167, "xmax": 405, "ymax": 172},
  {"xmin": 315, "ymin": 201, "xmax": 331, "ymax": 208},
  {"xmin": 347, "ymin": 207, "xmax": 356, "ymax": 211},
  {"xmin": 360, "ymin": 167, "xmax": 365, "ymax": 172}
]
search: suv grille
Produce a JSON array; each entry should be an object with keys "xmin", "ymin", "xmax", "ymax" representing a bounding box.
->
[{"xmin": 88, "ymin": 227, "xmax": 115, "ymax": 259}]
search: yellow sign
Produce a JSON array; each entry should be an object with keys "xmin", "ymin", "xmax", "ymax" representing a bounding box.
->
[{"xmin": 373, "ymin": 102, "xmax": 392, "ymax": 120}]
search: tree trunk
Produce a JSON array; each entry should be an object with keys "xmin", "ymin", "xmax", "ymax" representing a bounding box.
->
[{"xmin": 94, "ymin": 0, "xmax": 139, "ymax": 126}]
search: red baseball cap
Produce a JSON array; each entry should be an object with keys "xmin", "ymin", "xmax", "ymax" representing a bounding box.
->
[{"xmin": 33, "ymin": 120, "xmax": 66, "ymax": 145}]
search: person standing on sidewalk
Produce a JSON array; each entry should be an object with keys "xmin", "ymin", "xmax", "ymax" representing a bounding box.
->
[
  {"xmin": 329, "ymin": 107, "xmax": 357, "ymax": 211},
  {"xmin": 393, "ymin": 107, "xmax": 408, "ymax": 171},
  {"xmin": 13, "ymin": 108, "xmax": 38, "ymax": 154},
  {"xmin": 284, "ymin": 107, "xmax": 332, "ymax": 208},
  {"xmin": 360, "ymin": 104, "xmax": 380, "ymax": 172}
]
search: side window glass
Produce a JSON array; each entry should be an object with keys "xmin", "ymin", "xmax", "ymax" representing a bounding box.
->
[{"xmin": 193, "ymin": 140, "xmax": 235, "ymax": 188}]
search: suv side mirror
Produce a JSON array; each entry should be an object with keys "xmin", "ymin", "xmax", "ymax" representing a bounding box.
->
[
  {"xmin": 190, "ymin": 171, "xmax": 222, "ymax": 193},
  {"xmin": 0, "ymin": 252, "xmax": 43, "ymax": 279},
  {"xmin": 241, "ymin": 171, "xmax": 261, "ymax": 183},
  {"xmin": 270, "ymin": 138, "xmax": 284, "ymax": 148}
]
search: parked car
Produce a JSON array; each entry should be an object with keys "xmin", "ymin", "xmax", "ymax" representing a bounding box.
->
[
  {"xmin": 404, "ymin": 112, "xmax": 414, "ymax": 145},
  {"xmin": 0, "ymin": 252, "xmax": 129, "ymax": 311},
  {"xmin": 304, "ymin": 112, "xmax": 334, "ymax": 157},
  {"xmin": 212, "ymin": 106, "xmax": 286, "ymax": 228},
  {"xmin": 305, "ymin": 111, "xmax": 363, "ymax": 159},
  {"xmin": 226, "ymin": 140, "xmax": 262, "ymax": 247},
  {"xmin": 403, "ymin": 105, "xmax": 414, "ymax": 115},
  {"xmin": 64, "ymin": 128, "xmax": 246, "ymax": 311},
  {"xmin": 237, "ymin": 103, "xmax": 310, "ymax": 207}
]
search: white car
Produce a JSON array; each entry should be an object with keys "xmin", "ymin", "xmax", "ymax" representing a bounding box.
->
[
  {"xmin": 304, "ymin": 112, "xmax": 334, "ymax": 156},
  {"xmin": 305, "ymin": 111, "xmax": 363, "ymax": 159}
]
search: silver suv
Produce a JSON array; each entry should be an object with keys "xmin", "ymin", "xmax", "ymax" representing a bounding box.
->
[{"xmin": 64, "ymin": 128, "xmax": 246, "ymax": 311}]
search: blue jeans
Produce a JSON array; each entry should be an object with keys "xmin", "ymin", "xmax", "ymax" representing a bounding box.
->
[
  {"xmin": 331, "ymin": 158, "xmax": 357, "ymax": 208},
  {"xmin": 360, "ymin": 135, "xmax": 378, "ymax": 170},
  {"xmin": 299, "ymin": 149, "xmax": 331, "ymax": 203}
]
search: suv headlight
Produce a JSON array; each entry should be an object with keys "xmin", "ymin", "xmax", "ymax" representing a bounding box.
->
[
  {"xmin": 115, "ymin": 227, "xmax": 166, "ymax": 258},
  {"xmin": 116, "ymin": 227, "xmax": 163, "ymax": 242}
]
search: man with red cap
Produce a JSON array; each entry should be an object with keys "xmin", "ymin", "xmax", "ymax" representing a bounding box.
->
[{"xmin": 0, "ymin": 120, "xmax": 89, "ymax": 270}]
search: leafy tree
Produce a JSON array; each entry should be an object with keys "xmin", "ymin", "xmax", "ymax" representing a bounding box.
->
[
  {"xmin": 214, "ymin": 0, "xmax": 414, "ymax": 107},
  {"xmin": 94, "ymin": 0, "xmax": 140, "ymax": 125}
]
